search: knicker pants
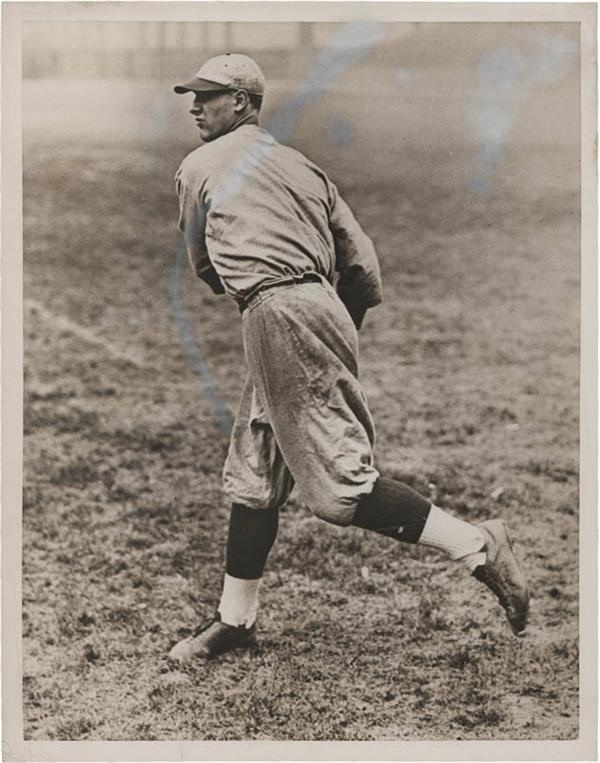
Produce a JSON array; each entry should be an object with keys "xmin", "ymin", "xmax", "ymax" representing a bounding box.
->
[{"xmin": 223, "ymin": 279, "xmax": 379, "ymax": 525}]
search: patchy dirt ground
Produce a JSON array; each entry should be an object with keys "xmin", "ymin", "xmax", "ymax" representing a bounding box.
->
[{"xmin": 21, "ymin": 62, "xmax": 580, "ymax": 741}]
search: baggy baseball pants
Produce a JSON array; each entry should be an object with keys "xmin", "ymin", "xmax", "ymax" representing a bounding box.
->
[{"xmin": 223, "ymin": 277, "xmax": 379, "ymax": 525}]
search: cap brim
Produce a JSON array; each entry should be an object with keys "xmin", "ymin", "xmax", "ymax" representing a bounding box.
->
[{"xmin": 173, "ymin": 78, "xmax": 230, "ymax": 95}]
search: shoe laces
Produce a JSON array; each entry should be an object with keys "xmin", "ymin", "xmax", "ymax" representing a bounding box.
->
[
  {"xmin": 190, "ymin": 611, "xmax": 221, "ymax": 638},
  {"xmin": 474, "ymin": 565, "xmax": 512, "ymax": 613}
]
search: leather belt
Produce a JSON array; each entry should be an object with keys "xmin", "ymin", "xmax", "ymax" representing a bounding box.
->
[{"xmin": 237, "ymin": 272, "xmax": 323, "ymax": 313}]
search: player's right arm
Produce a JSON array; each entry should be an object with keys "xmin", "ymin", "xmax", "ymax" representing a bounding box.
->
[{"xmin": 175, "ymin": 160, "xmax": 225, "ymax": 294}]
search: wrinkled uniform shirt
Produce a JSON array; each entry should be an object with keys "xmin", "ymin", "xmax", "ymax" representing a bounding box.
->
[{"xmin": 175, "ymin": 124, "xmax": 382, "ymax": 318}]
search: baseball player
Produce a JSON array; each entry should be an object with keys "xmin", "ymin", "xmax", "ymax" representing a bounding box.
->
[{"xmin": 168, "ymin": 53, "xmax": 529, "ymax": 662}]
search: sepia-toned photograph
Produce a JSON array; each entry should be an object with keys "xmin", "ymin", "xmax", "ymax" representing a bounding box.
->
[{"xmin": 2, "ymin": 2, "xmax": 597, "ymax": 760}]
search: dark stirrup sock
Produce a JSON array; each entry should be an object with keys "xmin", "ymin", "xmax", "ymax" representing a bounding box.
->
[
  {"xmin": 351, "ymin": 477, "xmax": 432, "ymax": 543},
  {"xmin": 226, "ymin": 503, "xmax": 279, "ymax": 580}
]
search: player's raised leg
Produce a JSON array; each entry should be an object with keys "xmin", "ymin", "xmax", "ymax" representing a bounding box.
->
[{"xmin": 351, "ymin": 477, "xmax": 529, "ymax": 636}]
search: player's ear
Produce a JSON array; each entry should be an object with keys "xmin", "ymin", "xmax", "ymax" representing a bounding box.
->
[{"xmin": 232, "ymin": 89, "xmax": 250, "ymax": 113}]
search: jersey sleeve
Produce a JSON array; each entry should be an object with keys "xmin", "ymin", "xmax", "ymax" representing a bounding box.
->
[
  {"xmin": 327, "ymin": 180, "xmax": 383, "ymax": 329},
  {"xmin": 175, "ymin": 161, "xmax": 225, "ymax": 295}
]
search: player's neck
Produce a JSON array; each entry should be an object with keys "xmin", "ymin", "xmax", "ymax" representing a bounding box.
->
[{"xmin": 228, "ymin": 110, "xmax": 260, "ymax": 134}]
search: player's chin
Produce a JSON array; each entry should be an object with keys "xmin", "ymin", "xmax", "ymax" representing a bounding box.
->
[{"xmin": 197, "ymin": 127, "xmax": 217, "ymax": 143}]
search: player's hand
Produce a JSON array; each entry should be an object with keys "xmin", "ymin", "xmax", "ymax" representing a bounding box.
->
[{"xmin": 342, "ymin": 298, "xmax": 367, "ymax": 330}]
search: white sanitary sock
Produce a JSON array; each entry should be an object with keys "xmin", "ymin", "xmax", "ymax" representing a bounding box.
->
[
  {"xmin": 218, "ymin": 573, "xmax": 260, "ymax": 628},
  {"xmin": 419, "ymin": 505, "xmax": 486, "ymax": 572}
]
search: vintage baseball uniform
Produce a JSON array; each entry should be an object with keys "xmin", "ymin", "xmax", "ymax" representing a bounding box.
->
[{"xmin": 176, "ymin": 124, "xmax": 383, "ymax": 525}]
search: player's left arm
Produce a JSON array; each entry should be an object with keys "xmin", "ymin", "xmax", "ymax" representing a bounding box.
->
[
  {"xmin": 327, "ymin": 181, "xmax": 382, "ymax": 330},
  {"xmin": 175, "ymin": 166, "xmax": 225, "ymax": 294}
]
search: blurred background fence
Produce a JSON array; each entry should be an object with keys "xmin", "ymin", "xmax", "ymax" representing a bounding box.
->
[
  {"xmin": 23, "ymin": 21, "xmax": 566, "ymax": 81},
  {"xmin": 23, "ymin": 21, "xmax": 408, "ymax": 79}
]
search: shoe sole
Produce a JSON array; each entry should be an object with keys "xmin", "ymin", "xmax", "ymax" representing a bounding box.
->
[
  {"xmin": 478, "ymin": 519, "xmax": 529, "ymax": 637},
  {"xmin": 498, "ymin": 520, "xmax": 529, "ymax": 636}
]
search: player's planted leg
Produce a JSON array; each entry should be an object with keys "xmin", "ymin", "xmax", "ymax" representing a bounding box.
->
[
  {"xmin": 351, "ymin": 477, "xmax": 529, "ymax": 635},
  {"xmin": 168, "ymin": 504, "xmax": 278, "ymax": 662}
]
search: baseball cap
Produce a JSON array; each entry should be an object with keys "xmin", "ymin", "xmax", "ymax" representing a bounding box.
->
[{"xmin": 174, "ymin": 53, "xmax": 266, "ymax": 96}]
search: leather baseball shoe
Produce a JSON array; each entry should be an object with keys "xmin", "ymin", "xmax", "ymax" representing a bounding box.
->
[
  {"xmin": 168, "ymin": 612, "xmax": 257, "ymax": 663},
  {"xmin": 472, "ymin": 519, "xmax": 529, "ymax": 636}
]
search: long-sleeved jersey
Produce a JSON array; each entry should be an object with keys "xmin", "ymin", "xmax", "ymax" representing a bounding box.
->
[{"xmin": 175, "ymin": 124, "xmax": 382, "ymax": 323}]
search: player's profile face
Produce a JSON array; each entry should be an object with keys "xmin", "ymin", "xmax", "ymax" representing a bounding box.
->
[{"xmin": 190, "ymin": 90, "xmax": 237, "ymax": 143}]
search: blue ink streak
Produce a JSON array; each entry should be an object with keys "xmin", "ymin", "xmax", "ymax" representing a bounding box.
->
[
  {"xmin": 470, "ymin": 33, "xmax": 576, "ymax": 193},
  {"xmin": 170, "ymin": 241, "xmax": 234, "ymax": 434},
  {"xmin": 144, "ymin": 88, "xmax": 232, "ymax": 432},
  {"xmin": 471, "ymin": 47, "xmax": 527, "ymax": 193},
  {"xmin": 394, "ymin": 67, "xmax": 414, "ymax": 87},
  {"xmin": 323, "ymin": 113, "xmax": 355, "ymax": 148},
  {"xmin": 268, "ymin": 21, "xmax": 385, "ymax": 143}
]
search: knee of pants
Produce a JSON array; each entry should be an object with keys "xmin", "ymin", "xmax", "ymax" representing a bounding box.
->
[
  {"xmin": 224, "ymin": 468, "xmax": 294, "ymax": 513},
  {"xmin": 308, "ymin": 500, "xmax": 357, "ymax": 527}
]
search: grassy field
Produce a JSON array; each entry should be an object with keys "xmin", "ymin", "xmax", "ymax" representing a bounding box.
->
[{"xmin": 21, "ymin": 58, "xmax": 580, "ymax": 741}]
